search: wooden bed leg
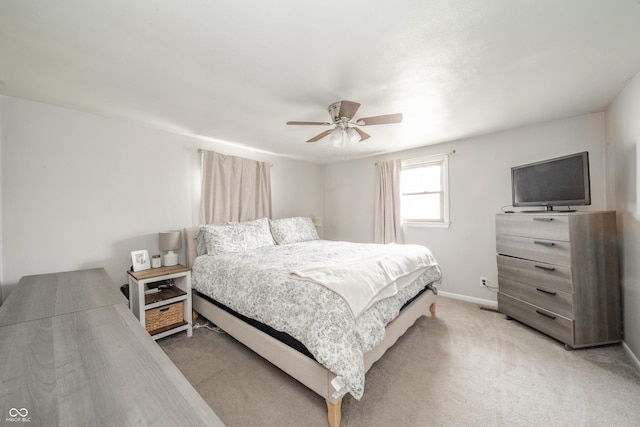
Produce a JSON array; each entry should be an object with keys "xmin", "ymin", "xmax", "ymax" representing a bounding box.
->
[
  {"xmin": 326, "ymin": 399, "xmax": 342, "ymax": 427},
  {"xmin": 429, "ymin": 302, "xmax": 437, "ymax": 317}
]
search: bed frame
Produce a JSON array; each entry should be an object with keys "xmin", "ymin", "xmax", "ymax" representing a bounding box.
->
[{"xmin": 184, "ymin": 227, "xmax": 437, "ymax": 427}]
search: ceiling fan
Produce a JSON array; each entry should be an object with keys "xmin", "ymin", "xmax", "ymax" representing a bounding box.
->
[{"xmin": 286, "ymin": 100, "xmax": 403, "ymax": 147}]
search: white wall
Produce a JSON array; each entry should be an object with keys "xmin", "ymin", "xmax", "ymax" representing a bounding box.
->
[
  {"xmin": 0, "ymin": 95, "xmax": 323, "ymax": 297},
  {"xmin": 0, "ymin": 97, "xmax": 3, "ymax": 305},
  {"xmin": 324, "ymin": 113, "xmax": 607, "ymax": 304},
  {"xmin": 606, "ymin": 72, "xmax": 640, "ymax": 363}
]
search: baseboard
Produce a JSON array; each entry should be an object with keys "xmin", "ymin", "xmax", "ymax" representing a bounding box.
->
[
  {"xmin": 438, "ymin": 291, "xmax": 498, "ymax": 309},
  {"xmin": 622, "ymin": 341, "xmax": 640, "ymax": 373}
]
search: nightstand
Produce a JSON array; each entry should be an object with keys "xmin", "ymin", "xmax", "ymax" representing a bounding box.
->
[{"xmin": 127, "ymin": 264, "xmax": 193, "ymax": 340}]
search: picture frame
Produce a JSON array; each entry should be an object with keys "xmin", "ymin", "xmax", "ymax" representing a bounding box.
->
[{"xmin": 131, "ymin": 249, "xmax": 151, "ymax": 272}]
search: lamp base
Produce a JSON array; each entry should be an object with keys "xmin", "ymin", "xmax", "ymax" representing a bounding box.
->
[{"xmin": 163, "ymin": 251, "xmax": 178, "ymax": 267}]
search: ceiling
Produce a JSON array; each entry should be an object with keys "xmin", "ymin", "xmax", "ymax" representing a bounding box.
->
[{"xmin": 1, "ymin": 1, "xmax": 640, "ymax": 164}]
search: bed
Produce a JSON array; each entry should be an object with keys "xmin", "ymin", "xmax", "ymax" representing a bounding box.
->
[{"xmin": 185, "ymin": 217, "xmax": 441, "ymax": 427}]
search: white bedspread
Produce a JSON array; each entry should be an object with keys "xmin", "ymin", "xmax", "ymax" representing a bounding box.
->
[
  {"xmin": 289, "ymin": 244, "xmax": 437, "ymax": 318},
  {"xmin": 192, "ymin": 240, "xmax": 441, "ymax": 400}
]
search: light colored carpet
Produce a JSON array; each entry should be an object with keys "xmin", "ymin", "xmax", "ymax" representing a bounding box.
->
[{"xmin": 158, "ymin": 297, "xmax": 640, "ymax": 426}]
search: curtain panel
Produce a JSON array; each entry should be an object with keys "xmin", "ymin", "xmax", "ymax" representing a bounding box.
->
[
  {"xmin": 374, "ymin": 159, "xmax": 403, "ymax": 244},
  {"xmin": 199, "ymin": 150, "xmax": 272, "ymax": 224}
]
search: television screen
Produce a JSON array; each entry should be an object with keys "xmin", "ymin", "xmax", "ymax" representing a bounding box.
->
[{"xmin": 511, "ymin": 151, "xmax": 590, "ymax": 209}]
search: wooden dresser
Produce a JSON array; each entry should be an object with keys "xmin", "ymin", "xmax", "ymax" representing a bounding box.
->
[
  {"xmin": 0, "ymin": 268, "xmax": 224, "ymax": 426},
  {"xmin": 496, "ymin": 211, "xmax": 621, "ymax": 349}
]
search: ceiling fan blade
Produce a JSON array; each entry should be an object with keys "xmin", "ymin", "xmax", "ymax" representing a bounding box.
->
[
  {"xmin": 338, "ymin": 100, "xmax": 361, "ymax": 120},
  {"xmin": 354, "ymin": 127, "xmax": 371, "ymax": 141},
  {"xmin": 306, "ymin": 129, "xmax": 333, "ymax": 143},
  {"xmin": 356, "ymin": 113, "xmax": 403, "ymax": 126},
  {"xmin": 287, "ymin": 121, "xmax": 332, "ymax": 126}
]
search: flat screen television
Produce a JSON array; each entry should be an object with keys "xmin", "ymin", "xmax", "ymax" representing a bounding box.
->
[{"xmin": 511, "ymin": 151, "xmax": 591, "ymax": 211}]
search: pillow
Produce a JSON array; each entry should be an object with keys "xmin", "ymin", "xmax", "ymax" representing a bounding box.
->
[
  {"xmin": 194, "ymin": 220, "xmax": 242, "ymax": 256},
  {"xmin": 194, "ymin": 228, "xmax": 208, "ymax": 256},
  {"xmin": 269, "ymin": 217, "xmax": 319, "ymax": 245},
  {"xmin": 202, "ymin": 218, "xmax": 275, "ymax": 255}
]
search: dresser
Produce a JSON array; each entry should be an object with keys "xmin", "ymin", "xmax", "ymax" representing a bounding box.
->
[
  {"xmin": 0, "ymin": 268, "xmax": 224, "ymax": 426},
  {"xmin": 496, "ymin": 211, "xmax": 621, "ymax": 349}
]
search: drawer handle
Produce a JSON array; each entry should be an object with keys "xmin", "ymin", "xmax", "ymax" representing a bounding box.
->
[
  {"xmin": 534, "ymin": 240, "xmax": 555, "ymax": 247},
  {"xmin": 536, "ymin": 288, "xmax": 557, "ymax": 296},
  {"xmin": 159, "ymin": 307, "xmax": 171, "ymax": 312},
  {"xmin": 534, "ymin": 264, "xmax": 556, "ymax": 272},
  {"xmin": 533, "ymin": 217, "xmax": 554, "ymax": 222},
  {"xmin": 536, "ymin": 309, "xmax": 557, "ymax": 320}
]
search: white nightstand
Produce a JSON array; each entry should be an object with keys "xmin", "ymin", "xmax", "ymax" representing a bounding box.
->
[{"xmin": 127, "ymin": 264, "xmax": 193, "ymax": 340}]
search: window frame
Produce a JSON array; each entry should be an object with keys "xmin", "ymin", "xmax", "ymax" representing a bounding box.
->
[{"xmin": 400, "ymin": 153, "xmax": 450, "ymax": 228}]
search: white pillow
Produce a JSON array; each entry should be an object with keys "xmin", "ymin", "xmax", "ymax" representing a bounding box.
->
[
  {"xmin": 269, "ymin": 217, "xmax": 319, "ymax": 245},
  {"xmin": 202, "ymin": 218, "xmax": 275, "ymax": 255},
  {"xmin": 194, "ymin": 228, "xmax": 208, "ymax": 256}
]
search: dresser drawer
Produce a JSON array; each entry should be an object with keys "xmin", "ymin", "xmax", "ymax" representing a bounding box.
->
[
  {"xmin": 498, "ymin": 293, "xmax": 573, "ymax": 346},
  {"xmin": 496, "ymin": 234, "xmax": 571, "ymax": 266},
  {"xmin": 496, "ymin": 255, "xmax": 573, "ymax": 293},
  {"xmin": 496, "ymin": 214, "xmax": 570, "ymax": 241},
  {"xmin": 498, "ymin": 276, "xmax": 573, "ymax": 319}
]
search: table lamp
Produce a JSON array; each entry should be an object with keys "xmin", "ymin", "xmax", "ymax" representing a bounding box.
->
[{"xmin": 159, "ymin": 230, "xmax": 182, "ymax": 266}]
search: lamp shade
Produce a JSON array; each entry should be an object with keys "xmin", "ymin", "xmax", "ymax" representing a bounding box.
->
[
  {"xmin": 329, "ymin": 127, "xmax": 343, "ymax": 147},
  {"xmin": 159, "ymin": 230, "xmax": 182, "ymax": 251},
  {"xmin": 346, "ymin": 127, "xmax": 361, "ymax": 143}
]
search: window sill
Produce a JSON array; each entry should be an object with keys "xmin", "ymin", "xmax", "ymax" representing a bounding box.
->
[{"xmin": 402, "ymin": 221, "xmax": 451, "ymax": 229}]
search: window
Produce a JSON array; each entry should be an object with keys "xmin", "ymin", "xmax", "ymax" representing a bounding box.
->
[{"xmin": 400, "ymin": 154, "xmax": 450, "ymax": 226}]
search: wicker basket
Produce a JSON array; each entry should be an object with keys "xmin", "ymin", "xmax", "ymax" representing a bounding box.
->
[{"xmin": 145, "ymin": 301, "xmax": 184, "ymax": 333}]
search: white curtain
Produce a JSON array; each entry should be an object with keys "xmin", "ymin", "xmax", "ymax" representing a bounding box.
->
[
  {"xmin": 374, "ymin": 159, "xmax": 403, "ymax": 244},
  {"xmin": 199, "ymin": 150, "xmax": 272, "ymax": 224}
]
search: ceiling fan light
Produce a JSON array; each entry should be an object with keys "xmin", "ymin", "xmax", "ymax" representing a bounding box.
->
[
  {"xmin": 330, "ymin": 127, "xmax": 344, "ymax": 147},
  {"xmin": 341, "ymin": 131, "xmax": 350, "ymax": 147},
  {"xmin": 347, "ymin": 128, "xmax": 361, "ymax": 143},
  {"xmin": 287, "ymin": 100, "xmax": 403, "ymax": 147}
]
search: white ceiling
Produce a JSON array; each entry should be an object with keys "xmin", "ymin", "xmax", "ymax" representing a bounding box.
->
[{"xmin": 1, "ymin": 1, "xmax": 640, "ymax": 164}]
